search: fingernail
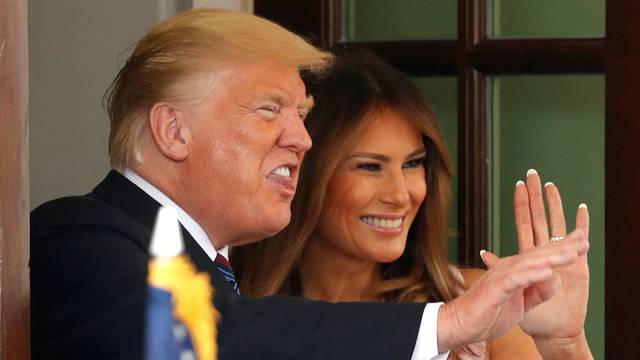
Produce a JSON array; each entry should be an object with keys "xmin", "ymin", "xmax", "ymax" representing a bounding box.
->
[
  {"xmin": 516, "ymin": 180, "xmax": 525, "ymax": 187},
  {"xmin": 527, "ymin": 169, "xmax": 538, "ymax": 177},
  {"xmin": 579, "ymin": 203, "xmax": 588, "ymax": 209},
  {"xmin": 479, "ymin": 249, "xmax": 487, "ymax": 261},
  {"xmin": 544, "ymin": 181, "xmax": 554, "ymax": 188}
]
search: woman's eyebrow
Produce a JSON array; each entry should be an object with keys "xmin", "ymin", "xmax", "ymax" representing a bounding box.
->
[
  {"xmin": 347, "ymin": 147, "xmax": 426, "ymax": 162},
  {"xmin": 405, "ymin": 148, "xmax": 427, "ymax": 160},
  {"xmin": 347, "ymin": 152, "xmax": 389, "ymax": 162}
]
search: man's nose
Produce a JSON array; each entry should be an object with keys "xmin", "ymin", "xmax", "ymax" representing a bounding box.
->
[
  {"xmin": 379, "ymin": 170, "xmax": 411, "ymax": 207},
  {"xmin": 278, "ymin": 112, "xmax": 312, "ymax": 152}
]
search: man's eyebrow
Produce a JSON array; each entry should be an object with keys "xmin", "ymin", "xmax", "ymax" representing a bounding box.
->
[
  {"xmin": 299, "ymin": 95, "xmax": 314, "ymax": 111},
  {"xmin": 260, "ymin": 93, "xmax": 287, "ymax": 105}
]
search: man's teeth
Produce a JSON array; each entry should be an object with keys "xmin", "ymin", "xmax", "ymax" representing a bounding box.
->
[
  {"xmin": 273, "ymin": 166, "xmax": 291, "ymax": 177},
  {"xmin": 361, "ymin": 217, "xmax": 403, "ymax": 229}
]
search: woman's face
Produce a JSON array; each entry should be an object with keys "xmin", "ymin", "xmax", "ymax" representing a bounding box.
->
[{"xmin": 313, "ymin": 108, "xmax": 427, "ymax": 263}]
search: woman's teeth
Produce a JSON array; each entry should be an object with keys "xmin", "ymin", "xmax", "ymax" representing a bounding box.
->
[
  {"xmin": 273, "ymin": 166, "xmax": 291, "ymax": 177},
  {"xmin": 361, "ymin": 216, "xmax": 403, "ymax": 229}
]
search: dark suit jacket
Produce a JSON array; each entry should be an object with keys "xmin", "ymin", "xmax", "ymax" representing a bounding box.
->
[{"xmin": 31, "ymin": 170, "xmax": 424, "ymax": 359}]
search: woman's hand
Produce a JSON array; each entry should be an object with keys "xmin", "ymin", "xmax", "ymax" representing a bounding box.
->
[
  {"xmin": 493, "ymin": 169, "xmax": 592, "ymax": 358},
  {"xmin": 438, "ymin": 228, "xmax": 588, "ymax": 352},
  {"xmin": 437, "ymin": 169, "xmax": 592, "ymax": 352}
]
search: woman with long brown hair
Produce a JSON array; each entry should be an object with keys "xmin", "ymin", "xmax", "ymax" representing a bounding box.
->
[{"xmin": 231, "ymin": 49, "xmax": 573, "ymax": 358}]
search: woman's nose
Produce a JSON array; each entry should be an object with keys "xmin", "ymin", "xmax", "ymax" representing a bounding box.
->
[{"xmin": 379, "ymin": 171, "xmax": 411, "ymax": 207}]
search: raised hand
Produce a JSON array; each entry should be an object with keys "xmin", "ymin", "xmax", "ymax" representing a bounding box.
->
[
  {"xmin": 437, "ymin": 227, "xmax": 588, "ymax": 352},
  {"xmin": 508, "ymin": 169, "xmax": 593, "ymax": 358}
]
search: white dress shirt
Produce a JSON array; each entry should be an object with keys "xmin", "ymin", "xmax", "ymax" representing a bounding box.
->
[{"xmin": 122, "ymin": 169, "xmax": 448, "ymax": 359}]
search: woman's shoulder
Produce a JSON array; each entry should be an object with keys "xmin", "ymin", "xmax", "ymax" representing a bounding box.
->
[
  {"xmin": 457, "ymin": 267, "xmax": 486, "ymax": 287},
  {"xmin": 448, "ymin": 266, "xmax": 485, "ymax": 293}
]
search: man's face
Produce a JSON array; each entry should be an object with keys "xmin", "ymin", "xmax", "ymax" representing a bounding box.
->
[{"xmin": 180, "ymin": 61, "xmax": 313, "ymax": 247}]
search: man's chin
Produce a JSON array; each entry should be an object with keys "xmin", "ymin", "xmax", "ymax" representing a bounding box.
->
[
  {"xmin": 233, "ymin": 212, "xmax": 291, "ymax": 246},
  {"xmin": 263, "ymin": 212, "xmax": 292, "ymax": 236}
]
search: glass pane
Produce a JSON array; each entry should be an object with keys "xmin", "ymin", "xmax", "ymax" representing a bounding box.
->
[
  {"xmin": 413, "ymin": 77, "xmax": 458, "ymax": 261},
  {"xmin": 345, "ymin": 0, "xmax": 457, "ymax": 41},
  {"xmin": 489, "ymin": 75, "xmax": 604, "ymax": 359},
  {"xmin": 489, "ymin": 0, "xmax": 605, "ymax": 38}
]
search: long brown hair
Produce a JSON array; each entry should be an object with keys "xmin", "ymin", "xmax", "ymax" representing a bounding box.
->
[{"xmin": 231, "ymin": 49, "xmax": 461, "ymax": 303}]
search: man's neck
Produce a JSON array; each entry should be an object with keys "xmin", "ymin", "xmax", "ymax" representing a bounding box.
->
[{"xmin": 122, "ymin": 168, "xmax": 223, "ymax": 261}]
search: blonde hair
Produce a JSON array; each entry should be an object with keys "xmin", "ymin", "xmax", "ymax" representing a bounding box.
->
[{"xmin": 105, "ymin": 8, "xmax": 333, "ymax": 169}]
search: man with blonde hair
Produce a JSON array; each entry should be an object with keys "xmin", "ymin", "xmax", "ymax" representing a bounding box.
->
[{"xmin": 31, "ymin": 8, "xmax": 591, "ymax": 359}]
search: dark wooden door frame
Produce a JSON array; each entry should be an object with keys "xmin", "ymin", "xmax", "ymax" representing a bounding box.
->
[
  {"xmin": 0, "ymin": 0, "xmax": 30, "ymax": 357},
  {"xmin": 604, "ymin": 1, "xmax": 640, "ymax": 355},
  {"xmin": 256, "ymin": 0, "xmax": 640, "ymax": 356}
]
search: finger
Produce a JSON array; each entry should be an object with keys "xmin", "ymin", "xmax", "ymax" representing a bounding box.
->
[
  {"xmin": 479, "ymin": 229, "xmax": 587, "ymax": 296},
  {"xmin": 575, "ymin": 203, "xmax": 590, "ymax": 267},
  {"xmin": 544, "ymin": 182, "xmax": 567, "ymax": 238},
  {"xmin": 523, "ymin": 228, "xmax": 588, "ymax": 267},
  {"xmin": 576, "ymin": 203, "xmax": 590, "ymax": 239},
  {"xmin": 514, "ymin": 180, "xmax": 535, "ymax": 252},
  {"xmin": 526, "ymin": 169, "xmax": 550, "ymax": 246},
  {"xmin": 488, "ymin": 232, "xmax": 586, "ymax": 296},
  {"xmin": 523, "ymin": 274, "xmax": 562, "ymax": 312},
  {"xmin": 496, "ymin": 263, "xmax": 554, "ymax": 296},
  {"xmin": 480, "ymin": 250, "xmax": 499, "ymax": 269},
  {"xmin": 503, "ymin": 229, "xmax": 587, "ymax": 276}
]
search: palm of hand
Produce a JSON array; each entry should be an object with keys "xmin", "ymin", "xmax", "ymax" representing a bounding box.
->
[
  {"xmin": 520, "ymin": 260, "xmax": 589, "ymax": 339},
  {"xmin": 440, "ymin": 170, "xmax": 590, "ymax": 351},
  {"xmin": 513, "ymin": 171, "xmax": 591, "ymax": 341}
]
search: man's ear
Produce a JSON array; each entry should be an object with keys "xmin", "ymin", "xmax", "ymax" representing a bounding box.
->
[{"xmin": 148, "ymin": 102, "xmax": 190, "ymax": 161}]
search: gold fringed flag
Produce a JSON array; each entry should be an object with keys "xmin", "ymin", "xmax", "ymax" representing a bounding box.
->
[{"xmin": 144, "ymin": 207, "xmax": 220, "ymax": 360}]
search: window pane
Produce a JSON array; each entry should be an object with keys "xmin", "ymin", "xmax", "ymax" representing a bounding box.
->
[
  {"xmin": 345, "ymin": 0, "xmax": 456, "ymax": 41},
  {"xmin": 489, "ymin": 0, "xmax": 605, "ymax": 38},
  {"xmin": 413, "ymin": 77, "xmax": 458, "ymax": 261},
  {"xmin": 489, "ymin": 75, "xmax": 604, "ymax": 359}
]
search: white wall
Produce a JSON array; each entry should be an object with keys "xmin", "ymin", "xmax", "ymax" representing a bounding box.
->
[
  {"xmin": 29, "ymin": 0, "xmax": 256, "ymax": 209},
  {"xmin": 28, "ymin": 0, "xmax": 187, "ymax": 208}
]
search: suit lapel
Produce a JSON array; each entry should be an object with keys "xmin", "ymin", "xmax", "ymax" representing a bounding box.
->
[
  {"xmin": 93, "ymin": 170, "xmax": 235, "ymax": 295},
  {"xmin": 181, "ymin": 227, "xmax": 236, "ymax": 295},
  {"xmin": 93, "ymin": 170, "xmax": 161, "ymax": 232}
]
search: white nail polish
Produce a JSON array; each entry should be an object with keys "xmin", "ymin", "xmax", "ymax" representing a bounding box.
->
[
  {"xmin": 479, "ymin": 250, "xmax": 487, "ymax": 259},
  {"xmin": 516, "ymin": 180, "xmax": 525, "ymax": 187},
  {"xmin": 527, "ymin": 169, "xmax": 538, "ymax": 177},
  {"xmin": 579, "ymin": 203, "xmax": 588, "ymax": 209},
  {"xmin": 544, "ymin": 182, "xmax": 554, "ymax": 188}
]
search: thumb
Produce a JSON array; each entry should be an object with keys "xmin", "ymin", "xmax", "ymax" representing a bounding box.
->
[{"xmin": 480, "ymin": 250, "xmax": 499, "ymax": 269}]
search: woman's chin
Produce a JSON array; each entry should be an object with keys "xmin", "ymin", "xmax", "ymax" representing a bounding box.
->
[{"xmin": 371, "ymin": 249, "xmax": 405, "ymax": 264}]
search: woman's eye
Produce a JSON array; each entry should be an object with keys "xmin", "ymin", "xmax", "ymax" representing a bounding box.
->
[
  {"xmin": 356, "ymin": 162, "xmax": 381, "ymax": 172},
  {"xmin": 403, "ymin": 158, "xmax": 426, "ymax": 169}
]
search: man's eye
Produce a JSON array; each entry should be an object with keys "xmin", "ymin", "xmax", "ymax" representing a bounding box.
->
[
  {"xmin": 403, "ymin": 158, "xmax": 426, "ymax": 169},
  {"xmin": 257, "ymin": 106, "xmax": 280, "ymax": 120},
  {"xmin": 356, "ymin": 162, "xmax": 381, "ymax": 172}
]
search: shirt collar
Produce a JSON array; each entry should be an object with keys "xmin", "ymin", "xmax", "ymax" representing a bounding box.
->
[{"xmin": 122, "ymin": 169, "xmax": 228, "ymax": 261}]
